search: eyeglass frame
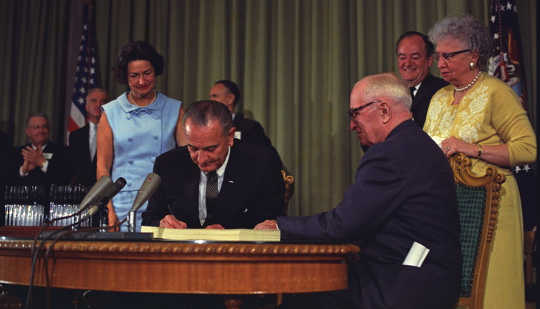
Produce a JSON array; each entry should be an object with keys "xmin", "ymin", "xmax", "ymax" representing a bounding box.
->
[
  {"xmin": 348, "ymin": 101, "xmax": 378, "ymax": 119},
  {"xmin": 433, "ymin": 49, "xmax": 471, "ymax": 62}
]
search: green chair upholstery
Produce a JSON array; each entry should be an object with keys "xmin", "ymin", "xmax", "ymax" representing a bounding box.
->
[
  {"xmin": 449, "ymin": 153, "xmax": 505, "ymax": 309},
  {"xmin": 456, "ymin": 184, "xmax": 486, "ymax": 297}
]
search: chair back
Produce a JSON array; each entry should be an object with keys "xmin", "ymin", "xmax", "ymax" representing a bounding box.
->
[{"xmin": 449, "ymin": 153, "xmax": 505, "ymax": 309}]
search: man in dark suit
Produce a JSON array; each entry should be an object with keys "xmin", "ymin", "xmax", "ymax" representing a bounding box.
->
[
  {"xmin": 142, "ymin": 100, "xmax": 284, "ymax": 229},
  {"xmin": 256, "ymin": 73, "xmax": 460, "ymax": 309},
  {"xmin": 396, "ymin": 31, "xmax": 448, "ymax": 128},
  {"xmin": 15, "ymin": 113, "xmax": 70, "ymax": 185},
  {"xmin": 209, "ymin": 80, "xmax": 272, "ymax": 147},
  {"xmin": 69, "ymin": 88, "xmax": 108, "ymax": 185}
]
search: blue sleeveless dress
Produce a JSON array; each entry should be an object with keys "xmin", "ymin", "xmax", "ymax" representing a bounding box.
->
[{"xmin": 103, "ymin": 92, "xmax": 181, "ymax": 231}]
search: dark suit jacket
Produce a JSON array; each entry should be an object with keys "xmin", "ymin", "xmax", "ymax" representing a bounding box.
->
[
  {"xmin": 142, "ymin": 143, "xmax": 284, "ymax": 228},
  {"xmin": 233, "ymin": 112, "xmax": 272, "ymax": 147},
  {"xmin": 1, "ymin": 131, "xmax": 16, "ymax": 186},
  {"xmin": 68, "ymin": 124, "xmax": 97, "ymax": 185},
  {"xmin": 412, "ymin": 74, "xmax": 448, "ymax": 128},
  {"xmin": 278, "ymin": 120, "xmax": 460, "ymax": 309},
  {"xmin": 15, "ymin": 141, "xmax": 71, "ymax": 185}
]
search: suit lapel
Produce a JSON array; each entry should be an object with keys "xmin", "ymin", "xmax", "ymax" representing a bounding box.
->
[
  {"xmin": 82, "ymin": 125, "xmax": 94, "ymax": 163},
  {"xmin": 415, "ymin": 74, "xmax": 436, "ymax": 104},
  {"xmin": 184, "ymin": 159, "xmax": 202, "ymax": 224},
  {"xmin": 218, "ymin": 147, "xmax": 244, "ymax": 214}
]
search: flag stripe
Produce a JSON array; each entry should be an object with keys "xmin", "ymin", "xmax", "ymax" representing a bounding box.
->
[{"xmin": 68, "ymin": 5, "xmax": 97, "ymax": 138}]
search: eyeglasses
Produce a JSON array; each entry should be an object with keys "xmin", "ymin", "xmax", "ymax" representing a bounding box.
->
[
  {"xmin": 434, "ymin": 49, "xmax": 471, "ymax": 62},
  {"xmin": 348, "ymin": 101, "xmax": 377, "ymax": 119}
]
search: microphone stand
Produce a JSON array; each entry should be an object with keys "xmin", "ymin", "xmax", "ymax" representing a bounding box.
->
[{"xmin": 127, "ymin": 211, "xmax": 137, "ymax": 232}]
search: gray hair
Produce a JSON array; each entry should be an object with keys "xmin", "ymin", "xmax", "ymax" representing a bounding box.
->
[
  {"xmin": 360, "ymin": 73, "xmax": 412, "ymax": 110},
  {"xmin": 26, "ymin": 112, "xmax": 49, "ymax": 127},
  {"xmin": 428, "ymin": 16, "xmax": 491, "ymax": 70},
  {"xmin": 183, "ymin": 100, "xmax": 233, "ymax": 136}
]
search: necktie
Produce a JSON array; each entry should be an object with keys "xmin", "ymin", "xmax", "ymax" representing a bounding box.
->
[
  {"xmin": 89, "ymin": 124, "xmax": 96, "ymax": 161},
  {"xmin": 409, "ymin": 87, "xmax": 416, "ymax": 99},
  {"xmin": 205, "ymin": 171, "xmax": 218, "ymax": 223}
]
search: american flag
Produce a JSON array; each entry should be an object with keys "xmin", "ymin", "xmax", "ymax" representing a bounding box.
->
[
  {"xmin": 487, "ymin": 0, "xmax": 527, "ymax": 110},
  {"xmin": 488, "ymin": 0, "xmax": 536, "ymax": 231},
  {"xmin": 68, "ymin": 4, "xmax": 97, "ymax": 134}
]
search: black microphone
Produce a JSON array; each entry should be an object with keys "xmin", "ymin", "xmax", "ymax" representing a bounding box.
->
[
  {"xmin": 129, "ymin": 173, "xmax": 161, "ymax": 213},
  {"xmin": 86, "ymin": 177, "xmax": 127, "ymax": 216},
  {"xmin": 77, "ymin": 176, "xmax": 114, "ymax": 213}
]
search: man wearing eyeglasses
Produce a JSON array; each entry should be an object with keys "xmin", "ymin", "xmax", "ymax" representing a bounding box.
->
[
  {"xmin": 15, "ymin": 113, "xmax": 71, "ymax": 185},
  {"xmin": 396, "ymin": 31, "xmax": 448, "ymax": 128},
  {"xmin": 256, "ymin": 73, "xmax": 460, "ymax": 309}
]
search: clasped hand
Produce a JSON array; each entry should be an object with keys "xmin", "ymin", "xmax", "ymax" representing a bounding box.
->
[{"xmin": 20, "ymin": 146, "xmax": 46, "ymax": 173}]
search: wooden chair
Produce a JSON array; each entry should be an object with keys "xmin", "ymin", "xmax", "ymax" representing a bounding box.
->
[
  {"xmin": 281, "ymin": 169, "xmax": 295, "ymax": 215},
  {"xmin": 449, "ymin": 153, "xmax": 505, "ymax": 309}
]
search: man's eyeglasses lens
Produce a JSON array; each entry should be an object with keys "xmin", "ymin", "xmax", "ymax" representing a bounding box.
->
[{"xmin": 349, "ymin": 101, "xmax": 377, "ymax": 118}]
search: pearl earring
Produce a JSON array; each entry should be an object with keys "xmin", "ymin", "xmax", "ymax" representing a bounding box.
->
[{"xmin": 469, "ymin": 62, "xmax": 476, "ymax": 71}]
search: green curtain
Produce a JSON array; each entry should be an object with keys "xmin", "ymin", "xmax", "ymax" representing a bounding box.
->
[
  {"xmin": 1, "ymin": 0, "xmax": 537, "ymax": 216},
  {"xmin": 0, "ymin": 0, "xmax": 70, "ymax": 144}
]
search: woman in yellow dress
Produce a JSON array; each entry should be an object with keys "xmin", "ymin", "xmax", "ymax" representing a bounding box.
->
[{"xmin": 424, "ymin": 16, "xmax": 536, "ymax": 308}]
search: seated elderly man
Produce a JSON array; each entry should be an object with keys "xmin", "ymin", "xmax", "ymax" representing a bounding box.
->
[
  {"xmin": 256, "ymin": 73, "xmax": 461, "ymax": 309},
  {"xmin": 15, "ymin": 113, "xmax": 70, "ymax": 185},
  {"xmin": 142, "ymin": 100, "xmax": 284, "ymax": 229}
]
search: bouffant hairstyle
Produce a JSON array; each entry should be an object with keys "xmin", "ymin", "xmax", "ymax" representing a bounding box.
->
[
  {"xmin": 113, "ymin": 41, "xmax": 164, "ymax": 84},
  {"xmin": 428, "ymin": 16, "xmax": 492, "ymax": 70}
]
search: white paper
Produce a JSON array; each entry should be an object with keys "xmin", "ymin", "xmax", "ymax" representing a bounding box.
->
[
  {"xmin": 234, "ymin": 131, "xmax": 242, "ymax": 140},
  {"xmin": 402, "ymin": 241, "xmax": 430, "ymax": 267}
]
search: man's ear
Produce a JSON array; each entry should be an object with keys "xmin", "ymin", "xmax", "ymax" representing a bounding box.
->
[
  {"xmin": 228, "ymin": 126, "xmax": 236, "ymax": 147},
  {"xmin": 379, "ymin": 102, "xmax": 392, "ymax": 124}
]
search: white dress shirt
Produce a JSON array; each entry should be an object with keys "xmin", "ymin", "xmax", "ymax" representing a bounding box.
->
[{"xmin": 198, "ymin": 147, "xmax": 231, "ymax": 225}]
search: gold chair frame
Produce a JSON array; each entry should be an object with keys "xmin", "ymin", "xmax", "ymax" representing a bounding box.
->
[{"xmin": 449, "ymin": 153, "xmax": 505, "ymax": 309}]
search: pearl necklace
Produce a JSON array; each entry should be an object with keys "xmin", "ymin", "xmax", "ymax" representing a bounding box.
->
[{"xmin": 454, "ymin": 71, "xmax": 481, "ymax": 92}]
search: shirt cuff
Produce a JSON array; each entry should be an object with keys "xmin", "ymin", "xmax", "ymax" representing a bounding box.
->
[
  {"xmin": 19, "ymin": 166, "xmax": 29, "ymax": 177},
  {"xmin": 40, "ymin": 159, "xmax": 49, "ymax": 173}
]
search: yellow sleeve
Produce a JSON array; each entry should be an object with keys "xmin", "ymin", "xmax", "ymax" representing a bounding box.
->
[{"xmin": 489, "ymin": 81, "xmax": 537, "ymax": 166}]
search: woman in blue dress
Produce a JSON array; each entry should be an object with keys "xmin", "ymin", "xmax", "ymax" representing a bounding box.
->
[{"xmin": 97, "ymin": 41, "xmax": 183, "ymax": 231}]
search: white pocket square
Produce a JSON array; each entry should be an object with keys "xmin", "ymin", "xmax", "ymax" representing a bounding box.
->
[{"xmin": 402, "ymin": 241, "xmax": 430, "ymax": 268}]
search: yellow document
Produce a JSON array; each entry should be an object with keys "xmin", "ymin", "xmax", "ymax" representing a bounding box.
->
[{"xmin": 141, "ymin": 226, "xmax": 280, "ymax": 242}]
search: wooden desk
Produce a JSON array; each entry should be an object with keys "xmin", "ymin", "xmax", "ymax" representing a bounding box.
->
[{"xmin": 0, "ymin": 239, "xmax": 359, "ymax": 307}]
